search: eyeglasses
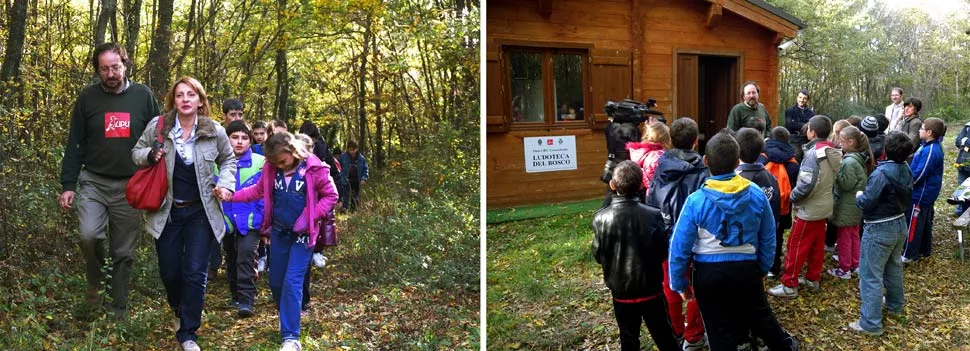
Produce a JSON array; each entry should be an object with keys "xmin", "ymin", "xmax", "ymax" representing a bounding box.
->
[{"xmin": 99, "ymin": 64, "xmax": 124, "ymax": 74}]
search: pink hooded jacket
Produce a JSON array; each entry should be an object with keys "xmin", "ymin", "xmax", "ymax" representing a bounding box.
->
[
  {"xmin": 232, "ymin": 153, "xmax": 339, "ymax": 248},
  {"xmin": 626, "ymin": 141, "xmax": 665, "ymax": 193}
]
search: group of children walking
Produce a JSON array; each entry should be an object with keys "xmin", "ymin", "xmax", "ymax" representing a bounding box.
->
[{"xmin": 593, "ymin": 101, "xmax": 948, "ymax": 350}]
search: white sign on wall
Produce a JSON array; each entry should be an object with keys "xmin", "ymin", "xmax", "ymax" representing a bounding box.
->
[{"xmin": 523, "ymin": 135, "xmax": 578, "ymax": 173}]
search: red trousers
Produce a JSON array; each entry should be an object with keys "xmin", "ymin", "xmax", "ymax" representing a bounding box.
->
[
  {"xmin": 781, "ymin": 218, "xmax": 827, "ymax": 288},
  {"xmin": 662, "ymin": 260, "xmax": 705, "ymax": 343}
]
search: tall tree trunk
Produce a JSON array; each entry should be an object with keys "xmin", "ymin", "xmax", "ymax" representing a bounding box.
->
[
  {"xmin": 274, "ymin": 48, "xmax": 288, "ymax": 122},
  {"xmin": 273, "ymin": 0, "xmax": 289, "ymax": 123},
  {"xmin": 372, "ymin": 30, "xmax": 384, "ymax": 169},
  {"xmin": 94, "ymin": 0, "xmax": 117, "ymax": 47},
  {"xmin": 0, "ymin": 0, "xmax": 28, "ymax": 102},
  {"xmin": 146, "ymin": 0, "xmax": 174, "ymax": 98},
  {"xmin": 357, "ymin": 12, "xmax": 372, "ymax": 154},
  {"xmin": 122, "ymin": 0, "xmax": 142, "ymax": 78},
  {"xmin": 173, "ymin": 0, "xmax": 196, "ymax": 78}
]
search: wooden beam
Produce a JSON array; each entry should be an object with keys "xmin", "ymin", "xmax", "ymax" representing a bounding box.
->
[
  {"xmin": 722, "ymin": 0, "xmax": 798, "ymax": 39},
  {"xmin": 537, "ymin": 0, "xmax": 552, "ymax": 18},
  {"xmin": 632, "ymin": 0, "xmax": 644, "ymax": 100},
  {"xmin": 706, "ymin": 3, "xmax": 723, "ymax": 29}
]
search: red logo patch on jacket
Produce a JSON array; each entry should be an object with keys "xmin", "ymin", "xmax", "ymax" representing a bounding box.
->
[{"xmin": 104, "ymin": 112, "xmax": 131, "ymax": 138}]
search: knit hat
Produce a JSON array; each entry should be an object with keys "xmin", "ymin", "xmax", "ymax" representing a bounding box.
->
[{"xmin": 861, "ymin": 116, "xmax": 879, "ymax": 137}]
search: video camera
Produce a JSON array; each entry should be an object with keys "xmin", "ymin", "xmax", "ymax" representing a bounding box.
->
[
  {"xmin": 599, "ymin": 98, "xmax": 665, "ymax": 184},
  {"xmin": 604, "ymin": 98, "xmax": 665, "ymax": 124}
]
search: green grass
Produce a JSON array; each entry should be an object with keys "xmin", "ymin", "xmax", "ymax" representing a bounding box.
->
[
  {"xmin": 486, "ymin": 199, "xmax": 602, "ymax": 224},
  {"xmin": 486, "ymin": 128, "xmax": 970, "ymax": 350}
]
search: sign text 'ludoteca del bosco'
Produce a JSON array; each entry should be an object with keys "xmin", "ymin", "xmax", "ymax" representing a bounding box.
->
[{"xmin": 523, "ymin": 136, "xmax": 578, "ymax": 173}]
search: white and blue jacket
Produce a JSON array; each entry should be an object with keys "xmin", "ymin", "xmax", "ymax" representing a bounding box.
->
[{"xmin": 668, "ymin": 173, "xmax": 776, "ymax": 293}]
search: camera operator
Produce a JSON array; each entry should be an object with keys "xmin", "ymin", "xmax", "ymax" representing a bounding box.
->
[{"xmin": 600, "ymin": 99, "xmax": 663, "ymax": 207}]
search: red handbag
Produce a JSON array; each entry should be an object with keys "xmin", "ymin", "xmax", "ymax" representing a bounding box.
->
[{"xmin": 126, "ymin": 115, "xmax": 168, "ymax": 211}]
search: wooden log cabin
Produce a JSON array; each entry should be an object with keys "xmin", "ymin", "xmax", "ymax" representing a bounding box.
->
[{"xmin": 486, "ymin": 0, "xmax": 805, "ymax": 208}]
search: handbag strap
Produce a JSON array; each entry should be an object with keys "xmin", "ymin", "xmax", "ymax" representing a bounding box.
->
[{"xmin": 155, "ymin": 115, "xmax": 165, "ymax": 143}]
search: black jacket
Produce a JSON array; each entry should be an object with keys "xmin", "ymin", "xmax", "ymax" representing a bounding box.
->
[
  {"xmin": 857, "ymin": 160, "xmax": 913, "ymax": 222},
  {"xmin": 737, "ymin": 163, "xmax": 781, "ymax": 219},
  {"xmin": 592, "ymin": 196, "xmax": 668, "ymax": 299},
  {"xmin": 784, "ymin": 105, "xmax": 815, "ymax": 145},
  {"xmin": 646, "ymin": 149, "xmax": 709, "ymax": 235}
]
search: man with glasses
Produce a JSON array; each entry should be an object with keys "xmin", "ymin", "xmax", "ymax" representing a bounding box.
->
[
  {"xmin": 727, "ymin": 81, "xmax": 772, "ymax": 135},
  {"xmin": 59, "ymin": 42, "xmax": 161, "ymax": 319}
]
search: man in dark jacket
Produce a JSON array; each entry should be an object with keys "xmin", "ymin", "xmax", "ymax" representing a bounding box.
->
[
  {"xmin": 59, "ymin": 43, "xmax": 162, "ymax": 318},
  {"xmin": 646, "ymin": 117, "xmax": 708, "ymax": 350},
  {"xmin": 784, "ymin": 89, "xmax": 815, "ymax": 163},
  {"xmin": 592, "ymin": 160, "xmax": 679, "ymax": 351}
]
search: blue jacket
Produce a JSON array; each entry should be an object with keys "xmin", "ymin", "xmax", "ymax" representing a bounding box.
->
[
  {"xmin": 339, "ymin": 152, "xmax": 369, "ymax": 183},
  {"xmin": 956, "ymin": 122, "xmax": 970, "ymax": 172},
  {"xmin": 857, "ymin": 160, "xmax": 912, "ymax": 222},
  {"xmin": 646, "ymin": 149, "xmax": 709, "ymax": 236},
  {"xmin": 910, "ymin": 139, "xmax": 943, "ymax": 206},
  {"xmin": 668, "ymin": 173, "xmax": 776, "ymax": 292},
  {"xmin": 218, "ymin": 149, "xmax": 265, "ymax": 234}
]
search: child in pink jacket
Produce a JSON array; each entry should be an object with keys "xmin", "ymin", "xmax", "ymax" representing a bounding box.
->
[
  {"xmin": 626, "ymin": 122, "xmax": 672, "ymax": 198},
  {"xmin": 230, "ymin": 131, "xmax": 338, "ymax": 351}
]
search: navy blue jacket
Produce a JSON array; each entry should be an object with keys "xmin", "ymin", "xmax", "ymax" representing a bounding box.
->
[
  {"xmin": 784, "ymin": 105, "xmax": 815, "ymax": 145},
  {"xmin": 857, "ymin": 160, "xmax": 913, "ymax": 222},
  {"xmin": 757, "ymin": 139, "xmax": 799, "ymax": 189},
  {"xmin": 646, "ymin": 149, "xmax": 709, "ymax": 236},
  {"xmin": 338, "ymin": 152, "xmax": 369, "ymax": 184}
]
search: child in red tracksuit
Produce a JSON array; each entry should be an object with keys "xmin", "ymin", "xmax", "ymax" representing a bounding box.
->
[{"xmin": 769, "ymin": 115, "xmax": 841, "ymax": 298}]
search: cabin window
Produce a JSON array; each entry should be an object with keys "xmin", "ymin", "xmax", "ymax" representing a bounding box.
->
[{"xmin": 506, "ymin": 47, "xmax": 587, "ymax": 126}]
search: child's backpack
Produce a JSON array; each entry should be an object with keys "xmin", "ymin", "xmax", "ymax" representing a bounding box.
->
[{"xmin": 763, "ymin": 154, "xmax": 795, "ymax": 215}]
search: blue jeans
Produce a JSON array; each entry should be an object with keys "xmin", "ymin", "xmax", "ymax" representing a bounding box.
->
[
  {"xmin": 156, "ymin": 204, "xmax": 216, "ymax": 343},
  {"xmin": 269, "ymin": 228, "xmax": 313, "ymax": 340},
  {"xmin": 858, "ymin": 217, "xmax": 907, "ymax": 332}
]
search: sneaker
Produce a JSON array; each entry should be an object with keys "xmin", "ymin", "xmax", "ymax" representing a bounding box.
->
[
  {"xmin": 237, "ymin": 304, "xmax": 254, "ymax": 318},
  {"xmin": 852, "ymin": 267, "xmax": 859, "ymax": 274},
  {"xmin": 824, "ymin": 245, "xmax": 836, "ymax": 253},
  {"xmin": 766, "ymin": 271, "xmax": 776, "ymax": 279},
  {"xmin": 280, "ymin": 339, "xmax": 302, "ymax": 351},
  {"xmin": 848, "ymin": 320, "xmax": 883, "ymax": 336},
  {"xmin": 901, "ymin": 256, "xmax": 915, "ymax": 264},
  {"xmin": 768, "ymin": 284, "xmax": 798, "ymax": 297},
  {"xmin": 831, "ymin": 254, "xmax": 839, "ymax": 262},
  {"xmin": 173, "ymin": 317, "xmax": 180, "ymax": 332},
  {"xmin": 796, "ymin": 277, "xmax": 820, "ymax": 291},
  {"xmin": 312, "ymin": 252, "xmax": 327, "ymax": 268},
  {"xmin": 683, "ymin": 338, "xmax": 706, "ymax": 351},
  {"xmin": 181, "ymin": 340, "xmax": 201, "ymax": 351},
  {"xmin": 257, "ymin": 257, "xmax": 267, "ymax": 272},
  {"xmin": 827, "ymin": 268, "xmax": 852, "ymax": 280}
]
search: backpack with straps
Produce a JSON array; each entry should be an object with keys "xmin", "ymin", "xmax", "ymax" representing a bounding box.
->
[{"xmin": 763, "ymin": 155, "xmax": 795, "ymax": 215}]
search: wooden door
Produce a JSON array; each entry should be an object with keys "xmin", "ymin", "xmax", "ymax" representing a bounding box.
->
[{"xmin": 676, "ymin": 54, "xmax": 698, "ymax": 122}]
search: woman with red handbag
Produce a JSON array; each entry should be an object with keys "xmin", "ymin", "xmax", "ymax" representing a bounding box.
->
[{"xmin": 131, "ymin": 76, "xmax": 236, "ymax": 351}]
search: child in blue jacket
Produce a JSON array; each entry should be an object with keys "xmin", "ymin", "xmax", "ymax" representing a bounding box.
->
[
  {"xmin": 903, "ymin": 118, "xmax": 945, "ymax": 262},
  {"xmin": 668, "ymin": 130, "xmax": 797, "ymax": 351},
  {"xmin": 219, "ymin": 121, "xmax": 265, "ymax": 318}
]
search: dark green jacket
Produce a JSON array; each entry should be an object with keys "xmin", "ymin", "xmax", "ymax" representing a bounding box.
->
[
  {"xmin": 727, "ymin": 102, "xmax": 771, "ymax": 134},
  {"xmin": 832, "ymin": 152, "xmax": 868, "ymax": 227}
]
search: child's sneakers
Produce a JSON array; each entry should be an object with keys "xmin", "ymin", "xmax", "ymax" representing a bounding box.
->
[
  {"xmin": 848, "ymin": 320, "xmax": 883, "ymax": 336},
  {"xmin": 280, "ymin": 339, "xmax": 302, "ymax": 351},
  {"xmin": 797, "ymin": 276, "xmax": 820, "ymax": 291},
  {"xmin": 312, "ymin": 252, "xmax": 328, "ymax": 268},
  {"xmin": 181, "ymin": 340, "xmax": 201, "ymax": 351},
  {"xmin": 768, "ymin": 284, "xmax": 798, "ymax": 297},
  {"xmin": 682, "ymin": 338, "xmax": 706, "ymax": 351},
  {"xmin": 257, "ymin": 256, "xmax": 267, "ymax": 272},
  {"xmin": 827, "ymin": 268, "xmax": 852, "ymax": 280}
]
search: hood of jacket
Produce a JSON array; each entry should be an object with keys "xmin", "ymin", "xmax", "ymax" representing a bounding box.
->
[
  {"xmin": 626, "ymin": 141, "xmax": 665, "ymax": 162},
  {"xmin": 764, "ymin": 139, "xmax": 795, "ymax": 163},
  {"xmin": 654, "ymin": 149, "xmax": 705, "ymax": 183},
  {"xmin": 700, "ymin": 174, "xmax": 756, "ymax": 216}
]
